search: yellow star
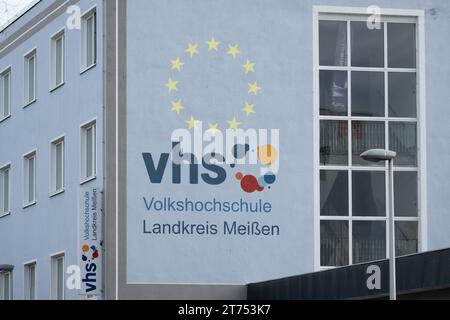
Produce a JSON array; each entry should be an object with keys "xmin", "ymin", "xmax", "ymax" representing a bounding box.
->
[
  {"xmin": 206, "ymin": 37, "xmax": 220, "ymax": 51},
  {"xmin": 248, "ymin": 81, "xmax": 261, "ymax": 95},
  {"xmin": 227, "ymin": 117, "xmax": 241, "ymax": 130},
  {"xmin": 165, "ymin": 78, "xmax": 178, "ymax": 92},
  {"xmin": 170, "ymin": 100, "xmax": 184, "ymax": 115},
  {"xmin": 185, "ymin": 43, "xmax": 199, "ymax": 58},
  {"xmin": 242, "ymin": 59, "xmax": 255, "ymax": 74},
  {"xmin": 170, "ymin": 57, "xmax": 184, "ymax": 71},
  {"xmin": 186, "ymin": 116, "xmax": 200, "ymax": 129},
  {"xmin": 242, "ymin": 102, "xmax": 256, "ymax": 116},
  {"xmin": 227, "ymin": 44, "xmax": 240, "ymax": 58},
  {"xmin": 207, "ymin": 123, "xmax": 220, "ymax": 136}
]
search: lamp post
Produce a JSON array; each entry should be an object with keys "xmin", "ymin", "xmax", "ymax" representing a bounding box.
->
[{"xmin": 360, "ymin": 149, "xmax": 397, "ymax": 300}]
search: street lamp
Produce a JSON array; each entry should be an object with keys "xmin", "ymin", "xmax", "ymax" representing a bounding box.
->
[{"xmin": 360, "ymin": 149, "xmax": 397, "ymax": 301}]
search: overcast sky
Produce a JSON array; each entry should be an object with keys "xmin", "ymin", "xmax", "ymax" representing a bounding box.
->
[{"xmin": 0, "ymin": 0, "xmax": 34, "ymax": 28}]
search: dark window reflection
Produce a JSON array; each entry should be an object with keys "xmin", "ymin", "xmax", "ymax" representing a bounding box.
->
[
  {"xmin": 394, "ymin": 171, "xmax": 418, "ymax": 217},
  {"xmin": 353, "ymin": 221, "xmax": 386, "ymax": 263},
  {"xmin": 320, "ymin": 70, "xmax": 348, "ymax": 116},
  {"xmin": 352, "ymin": 171, "xmax": 386, "ymax": 216},
  {"xmin": 388, "ymin": 23, "xmax": 416, "ymax": 68},
  {"xmin": 389, "ymin": 73, "xmax": 417, "ymax": 118},
  {"xmin": 352, "ymin": 121, "xmax": 385, "ymax": 166},
  {"xmin": 395, "ymin": 221, "xmax": 418, "ymax": 256},
  {"xmin": 352, "ymin": 72, "xmax": 385, "ymax": 117},
  {"xmin": 351, "ymin": 21, "xmax": 384, "ymax": 67},
  {"xmin": 320, "ymin": 120, "xmax": 348, "ymax": 166},
  {"xmin": 320, "ymin": 20, "xmax": 348, "ymax": 66},
  {"xmin": 320, "ymin": 171, "xmax": 348, "ymax": 216},
  {"xmin": 320, "ymin": 220, "xmax": 349, "ymax": 266}
]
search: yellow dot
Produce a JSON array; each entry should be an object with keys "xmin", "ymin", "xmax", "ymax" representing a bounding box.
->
[
  {"xmin": 82, "ymin": 244, "xmax": 89, "ymax": 252},
  {"xmin": 258, "ymin": 145, "xmax": 278, "ymax": 166}
]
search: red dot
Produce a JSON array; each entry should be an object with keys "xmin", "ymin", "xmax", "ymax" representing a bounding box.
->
[{"xmin": 235, "ymin": 172, "xmax": 244, "ymax": 180}]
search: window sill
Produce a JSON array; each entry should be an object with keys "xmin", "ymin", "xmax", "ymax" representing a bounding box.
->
[
  {"xmin": 80, "ymin": 175, "xmax": 96, "ymax": 185},
  {"xmin": 0, "ymin": 211, "xmax": 11, "ymax": 219},
  {"xmin": 50, "ymin": 82, "xmax": 65, "ymax": 93},
  {"xmin": 80, "ymin": 63, "xmax": 96, "ymax": 75},
  {"xmin": 49, "ymin": 189, "xmax": 65, "ymax": 198},
  {"xmin": 0, "ymin": 114, "xmax": 11, "ymax": 124},
  {"xmin": 23, "ymin": 201, "xmax": 37, "ymax": 209},
  {"xmin": 23, "ymin": 99, "xmax": 37, "ymax": 109}
]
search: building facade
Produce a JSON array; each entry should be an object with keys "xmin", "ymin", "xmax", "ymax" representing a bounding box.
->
[{"xmin": 0, "ymin": 0, "xmax": 450, "ymax": 300}]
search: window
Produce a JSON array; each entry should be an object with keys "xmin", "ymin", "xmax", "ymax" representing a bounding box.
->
[
  {"xmin": 0, "ymin": 67, "xmax": 11, "ymax": 120},
  {"xmin": 24, "ymin": 50, "xmax": 37, "ymax": 105},
  {"xmin": 50, "ymin": 30, "xmax": 65, "ymax": 89},
  {"xmin": 316, "ymin": 11, "xmax": 422, "ymax": 268},
  {"xmin": 50, "ymin": 138, "xmax": 65, "ymax": 195},
  {"xmin": 51, "ymin": 254, "xmax": 64, "ymax": 300},
  {"xmin": 0, "ymin": 164, "xmax": 11, "ymax": 216},
  {"xmin": 81, "ymin": 9, "xmax": 97, "ymax": 71},
  {"xmin": 0, "ymin": 271, "xmax": 12, "ymax": 300},
  {"xmin": 24, "ymin": 151, "xmax": 36, "ymax": 207},
  {"xmin": 24, "ymin": 262, "xmax": 36, "ymax": 300},
  {"xmin": 81, "ymin": 121, "xmax": 96, "ymax": 182}
]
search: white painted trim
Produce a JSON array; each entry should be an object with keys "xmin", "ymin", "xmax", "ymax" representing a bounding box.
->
[
  {"xmin": 49, "ymin": 135, "xmax": 65, "ymax": 196},
  {"xmin": 23, "ymin": 48, "xmax": 37, "ymax": 107},
  {"xmin": 80, "ymin": 117, "xmax": 97, "ymax": 129},
  {"xmin": 49, "ymin": 251, "xmax": 65, "ymax": 300},
  {"xmin": 49, "ymin": 27, "xmax": 66, "ymax": 91},
  {"xmin": 115, "ymin": 0, "xmax": 119, "ymax": 300},
  {"xmin": 80, "ymin": 119, "xmax": 97, "ymax": 184},
  {"xmin": 313, "ymin": 6, "xmax": 424, "ymax": 17},
  {"xmin": 0, "ymin": 162, "xmax": 11, "ymax": 217},
  {"xmin": 23, "ymin": 149, "xmax": 37, "ymax": 208},
  {"xmin": 23, "ymin": 259, "xmax": 37, "ymax": 300},
  {"xmin": 80, "ymin": 6, "xmax": 98, "ymax": 73}
]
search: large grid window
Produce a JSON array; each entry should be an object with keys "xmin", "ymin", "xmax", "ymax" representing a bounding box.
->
[
  {"xmin": 0, "ymin": 67, "xmax": 11, "ymax": 120},
  {"xmin": 318, "ymin": 16, "xmax": 420, "ymax": 267}
]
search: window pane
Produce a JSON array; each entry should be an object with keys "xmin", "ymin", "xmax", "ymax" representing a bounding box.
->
[
  {"xmin": 388, "ymin": 23, "xmax": 416, "ymax": 68},
  {"xmin": 29, "ymin": 265, "xmax": 35, "ymax": 300},
  {"xmin": 86, "ymin": 127, "xmax": 93, "ymax": 177},
  {"xmin": 351, "ymin": 121, "xmax": 385, "ymax": 166},
  {"xmin": 394, "ymin": 171, "xmax": 418, "ymax": 217},
  {"xmin": 320, "ymin": 70, "xmax": 348, "ymax": 116},
  {"xmin": 55, "ymin": 37, "xmax": 63, "ymax": 85},
  {"xmin": 3, "ymin": 169, "xmax": 9, "ymax": 212},
  {"xmin": 28, "ymin": 157, "xmax": 35, "ymax": 203},
  {"xmin": 389, "ymin": 122, "xmax": 417, "ymax": 167},
  {"xmin": 28, "ymin": 56, "xmax": 35, "ymax": 101},
  {"xmin": 56, "ymin": 142, "xmax": 63, "ymax": 191},
  {"xmin": 320, "ymin": 121, "xmax": 348, "ymax": 166},
  {"xmin": 320, "ymin": 171, "xmax": 348, "ymax": 216},
  {"xmin": 320, "ymin": 220, "xmax": 349, "ymax": 266},
  {"xmin": 351, "ymin": 21, "xmax": 384, "ymax": 67},
  {"xmin": 395, "ymin": 221, "xmax": 418, "ymax": 257},
  {"xmin": 353, "ymin": 221, "xmax": 386, "ymax": 263},
  {"xmin": 56, "ymin": 257, "xmax": 63, "ymax": 300},
  {"xmin": 388, "ymin": 73, "xmax": 416, "ymax": 118},
  {"xmin": 86, "ymin": 16, "xmax": 94, "ymax": 66},
  {"xmin": 319, "ymin": 20, "xmax": 347, "ymax": 66},
  {"xmin": 352, "ymin": 71, "xmax": 385, "ymax": 117},
  {"xmin": 352, "ymin": 171, "xmax": 386, "ymax": 216},
  {"xmin": 3, "ymin": 73, "xmax": 10, "ymax": 116}
]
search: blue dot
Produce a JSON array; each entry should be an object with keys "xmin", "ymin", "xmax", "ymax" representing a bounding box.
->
[{"xmin": 264, "ymin": 174, "xmax": 276, "ymax": 185}]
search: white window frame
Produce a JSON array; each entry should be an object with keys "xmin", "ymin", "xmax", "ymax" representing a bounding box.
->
[
  {"xmin": 80, "ymin": 119, "xmax": 97, "ymax": 184},
  {"xmin": 0, "ymin": 271, "xmax": 12, "ymax": 300},
  {"xmin": 50, "ymin": 136, "xmax": 65, "ymax": 196},
  {"xmin": 23, "ymin": 150, "xmax": 37, "ymax": 208},
  {"xmin": 50, "ymin": 28, "xmax": 65, "ymax": 91},
  {"xmin": 24, "ymin": 48, "xmax": 37, "ymax": 107},
  {"xmin": 80, "ymin": 7, "xmax": 97, "ymax": 73},
  {"xmin": 313, "ymin": 6, "xmax": 427, "ymax": 271},
  {"xmin": 24, "ymin": 260, "xmax": 37, "ymax": 300},
  {"xmin": 50, "ymin": 252, "xmax": 65, "ymax": 300},
  {"xmin": 0, "ymin": 66, "xmax": 11, "ymax": 122},
  {"xmin": 0, "ymin": 163, "xmax": 11, "ymax": 217}
]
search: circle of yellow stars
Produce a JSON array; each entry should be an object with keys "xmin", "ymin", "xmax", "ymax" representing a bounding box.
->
[{"xmin": 164, "ymin": 37, "xmax": 261, "ymax": 135}]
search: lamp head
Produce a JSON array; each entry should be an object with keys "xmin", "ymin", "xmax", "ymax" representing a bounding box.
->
[{"xmin": 360, "ymin": 149, "xmax": 397, "ymax": 162}]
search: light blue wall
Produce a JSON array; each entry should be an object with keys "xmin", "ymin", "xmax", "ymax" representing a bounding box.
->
[
  {"xmin": 0, "ymin": 0, "xmax": 103, "ymax": 300},
  {"xmin": 125, "ymin": 0, "xmax": 450, "ymax": 285}
]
